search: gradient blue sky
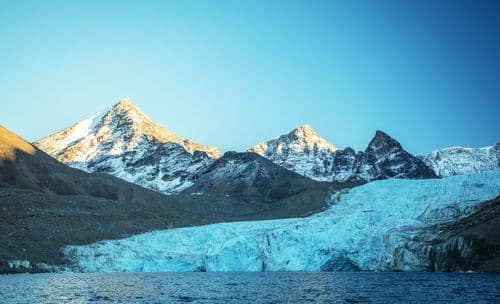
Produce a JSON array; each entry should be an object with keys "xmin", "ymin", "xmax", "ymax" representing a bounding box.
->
[{"xmin": 1, "ymin": 0, "xmax": 499, "ymax": 154}]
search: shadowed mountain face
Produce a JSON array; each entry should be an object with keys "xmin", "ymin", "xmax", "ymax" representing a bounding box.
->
[
  {"xmin": 349, "ymin": 131, "xmax": 437, "ymax": 181},
  {"xmin": 0, "ymin": 124, "xmax": 203, "ymax": 272},
  {"xmin": 186, "ymin": 151, "xmax": 324, "ymax": 202},
  {"xmin": 1, "ymin": 125, "xmax": 141, "ymax": 199},
  {"xmin": 0, "ymin": 125, "xmax": 334, "ymax": 273},
  {"xmin": 179, "ymin": 151, "xmax": 337, "ymax": 219}
]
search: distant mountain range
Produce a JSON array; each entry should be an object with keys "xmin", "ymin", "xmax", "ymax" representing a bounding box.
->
[{"xmin": 34, "ymin": 99, "xmax": 499, "ymax": 195}]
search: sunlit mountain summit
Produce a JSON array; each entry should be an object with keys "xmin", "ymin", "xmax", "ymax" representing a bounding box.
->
[{"xmin": 34, "ymin": 99, "xmax": 221, "ymax": 194}]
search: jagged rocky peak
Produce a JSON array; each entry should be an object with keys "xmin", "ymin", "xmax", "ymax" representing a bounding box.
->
[
  {"xmin": 35, "ymin": 98, "xmax": 221, "ymax": 161},
  {"xmin": 111, "ymin": 98, "xmax": 137, "ymax": 112},
  {"xmin": 363, "ymin": 130, "xmax": 407, "ymax": 162},
  {"xmin": 284, "ymin": 124, "xmax": 338, "ymax": 152},
  {"xmin": 292, "ymin": 124, "xmax": 334, "ymax": 144},
  {"xmin": 99, "ymin": 98, "xmax": 184, "ymax": 146},
  {"xmin": 100, "ymin": 99, "xmax": 221, "ymax": 157},
  {"xmin": 353, "ymin": 130, "xmax": 437, "ymax": 180},
  {"xmin": 367, "ymin": 130, "xmax": 402, "ymax": 152},
  {"xmin": 249, "ymin": 126, "xmax": 437, "ymax": 182}
]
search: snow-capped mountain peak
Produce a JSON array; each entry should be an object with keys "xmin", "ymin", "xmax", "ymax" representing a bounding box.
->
[
  {"xmin": 249, "ymin": 128, "xmax": 436, "ymax": 182},
  {"xmin": 100, "ymin": 99, "xmax": 194, "ymax": 151},
  {"xmin": 247, "ymin": 125, "xmax": 339, "ymax": 181},
  {"xmin": 34, "ymin": 99, "xmax": 221, "ymax": 194},
  {"xmin": 289, "ymin": 124, "xmax": 338, "ymax": 152},
  {"xmin": 249, "ymin": 124, "xmax": 337, "ymax": 156}
]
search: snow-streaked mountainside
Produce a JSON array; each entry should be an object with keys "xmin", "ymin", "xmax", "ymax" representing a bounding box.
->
[
  {"xmin": 64, "ymin": 170, "xmax": 500, "ymax": 272},
  {"xmin": 249, "ymin": 127, "xmax": 436, "ymax": 182},
  {"xmin": 33, "ymin": 99, "xmax": 497, "ymax": 196},
  {"xmin": 34, "ymin": 99, "xmax": 221, "ymax": 194},
  {"xmin": 422, "ymin": 143, "xmax": 500, "ymax": 177},
  {"xmin": 248, "ymin": 125, "xmax": 339, "ymax": 181}
]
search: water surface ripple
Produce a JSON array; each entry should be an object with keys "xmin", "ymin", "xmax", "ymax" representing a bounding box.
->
[{"xmin": 0, "ymin": 272, "xmax": 498, "ymax": 303}]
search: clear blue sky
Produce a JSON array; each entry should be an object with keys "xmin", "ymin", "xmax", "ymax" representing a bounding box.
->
[{"xmin": 1, "ymin": 0, "xmax": 499, "ymax": 154}]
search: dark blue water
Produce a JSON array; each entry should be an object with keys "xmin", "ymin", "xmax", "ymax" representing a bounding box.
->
[{"xmin": 0, "ymin": 272, "xmax": 498, "ymax": 303}]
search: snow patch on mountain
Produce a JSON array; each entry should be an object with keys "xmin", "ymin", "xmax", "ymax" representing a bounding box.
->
[
  {"xmin": 36, "ymin": 113, "xmax": 103, "ymax": 159},
  {"xmin": 34, "ymin": 99, "xmax": 221, "ymax": 194},
  {"xmin": 422, "ymin": 143, "xmax": 499, "ymax": 177},
  {"xmin": 63, "ymin": 169, "xmax": 500, "ymax": 272}
]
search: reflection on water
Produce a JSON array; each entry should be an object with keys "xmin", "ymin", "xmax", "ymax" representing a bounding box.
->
[{"xmin": 0, "ymin": 272, "xmax": 498, "ymax": 303}]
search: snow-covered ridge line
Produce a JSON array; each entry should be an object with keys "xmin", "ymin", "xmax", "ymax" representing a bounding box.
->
[
  {"xmin": 249, "ymin": 128, "xmax": 436, "ymax": 182},
  {"xmin": 422, "ymin": 143, "xmax": 499, "ymax": 177},
  {"xmin": 63, "ymin": 169, "xmax": 500, "ymax": 272},
  {"xmin": 33, "ymin": 98, "xmax": 499, "ymax": 194}
]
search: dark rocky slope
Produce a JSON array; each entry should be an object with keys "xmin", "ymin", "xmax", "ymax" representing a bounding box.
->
[
  {"xmin": 180, "ymin": 151, "xmax": 347, "ymax": 219},
  {"xmin": 394, "ymin": 197, "xmax": 500, "ymax": 272}
]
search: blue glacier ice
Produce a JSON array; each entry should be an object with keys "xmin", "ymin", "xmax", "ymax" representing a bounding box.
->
[{"xmin": 63, "ymin": 170, "xmax": 500, "ymax": 272}]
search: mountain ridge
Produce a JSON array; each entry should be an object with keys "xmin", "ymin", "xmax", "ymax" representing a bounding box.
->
[
  {"xmin": 249, "ymin": 127, "xmax": 437, "ymax": 182},
  {"xmin": 32, "ymin": 99, "xmax": 499, "ymax": 191},
  {"xmin": 34, "ymin": 99, "xmax": 221, "ymax": 194}
]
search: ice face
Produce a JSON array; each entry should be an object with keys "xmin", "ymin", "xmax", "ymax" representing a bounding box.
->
[{"xmin": 63, "ymin": 170, "xmax": 500, "ymax": 272}]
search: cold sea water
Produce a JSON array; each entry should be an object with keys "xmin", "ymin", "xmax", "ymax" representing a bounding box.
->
[{"xmin": 0, "ymin": 272, "xmax": 498, "ymax": 303}]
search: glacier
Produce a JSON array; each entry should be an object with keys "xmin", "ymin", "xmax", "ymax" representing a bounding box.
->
[{"xmin": 63, "ymin": 170, "xmax": 500, "ymax": 272}]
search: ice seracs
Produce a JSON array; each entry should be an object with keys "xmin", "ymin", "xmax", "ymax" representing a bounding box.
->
[
  {"xmin": 34, "ymin": 99, "xmax": 221, "ymax": 194},
  {"xmin": 422, "ymin": 143, "xmax": 499, "ymax": 177},
  {"xmin": 63, "ymin": 169, "xmax": 500, "ymax": 272},
  {"xmin": 249, "ymin": 127, "xmax": 436, "ymax": 182}
]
